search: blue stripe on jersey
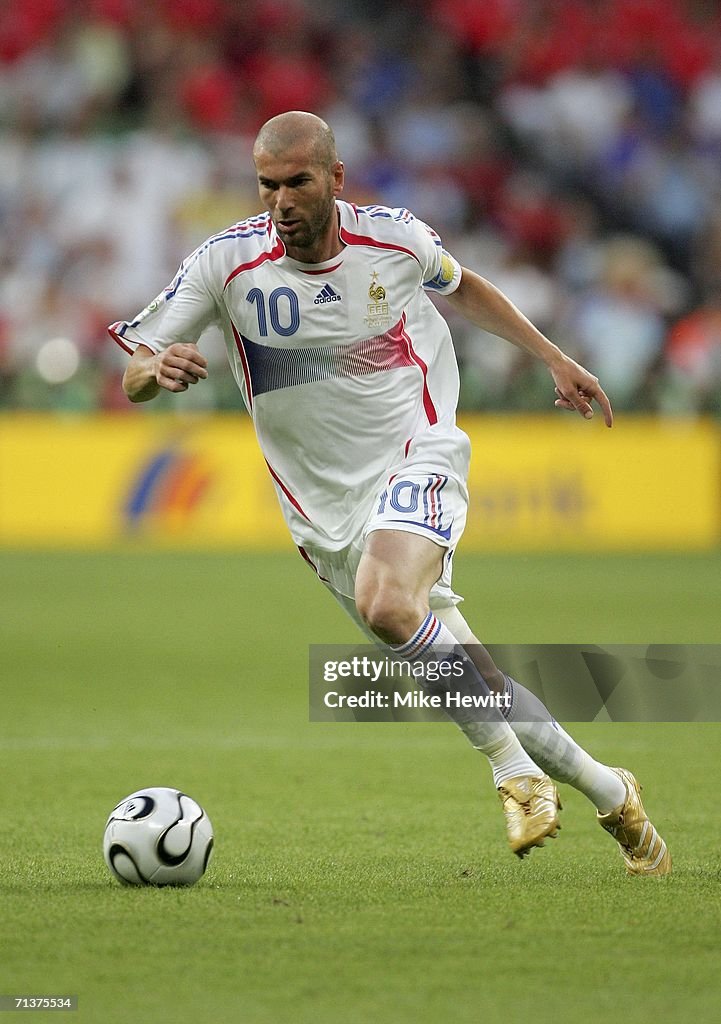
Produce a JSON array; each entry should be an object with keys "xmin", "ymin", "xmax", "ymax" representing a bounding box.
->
[
  {"xmin": 357, "ymin": 206, "xmax": 414, "ymax": 224},
  {"xmin": 210, "ymin": 226, "xmax": 268, "ymax": 244},
  {"xmin": 239, "ymin": 321, "xmax": 414, "ymax": 397}
]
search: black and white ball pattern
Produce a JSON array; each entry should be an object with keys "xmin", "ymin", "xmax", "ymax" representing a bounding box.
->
[{"xmin": 103, "ymin": 787, "xmax": 214, "ymax": 886}]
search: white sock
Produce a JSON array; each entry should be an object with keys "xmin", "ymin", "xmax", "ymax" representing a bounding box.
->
[
  {"xmin": 391, "ymin": 613, "xmax": 542, "ymax": 787},
  {"xmin": 501, "ymin": 676, "xmax": 626, "ymax": 812}
]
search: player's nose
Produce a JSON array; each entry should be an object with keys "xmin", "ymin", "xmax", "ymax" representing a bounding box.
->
[{"xmin": 276, "ymin": 186, "xmax": 294, "ymax": 212}]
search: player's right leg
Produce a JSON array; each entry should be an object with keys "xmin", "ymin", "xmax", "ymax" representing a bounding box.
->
[
  {"xmin": 298, "ymin": 465, "xmax": 560, "ymax": 859},
  {"xmin": 316, "ymin": 581, "xmax": 561, "ymax": 858},
  {"xmin": 353, "ymin": 528, "xmax": 561, "ymax": 858}
]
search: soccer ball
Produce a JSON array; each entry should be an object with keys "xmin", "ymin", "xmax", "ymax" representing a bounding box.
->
[{"xmin": 103, "ymin": 787, "xmax": 214, "ymax": 887}]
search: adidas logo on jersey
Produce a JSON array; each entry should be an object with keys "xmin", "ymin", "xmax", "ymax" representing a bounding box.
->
[{"xmin": 314, "ymin": 283, "xmax": 342, "ymax": 304}]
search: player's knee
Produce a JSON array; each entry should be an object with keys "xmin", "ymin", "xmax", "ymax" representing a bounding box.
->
[{"xmin": 355, "ymin": 585, "xmax": 426, "ymax": 646}]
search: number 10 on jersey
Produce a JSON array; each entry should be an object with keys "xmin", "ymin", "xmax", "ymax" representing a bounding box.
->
[{"xmin": 246, "ymin": 288, "xmax": 300, "ymax": 337}]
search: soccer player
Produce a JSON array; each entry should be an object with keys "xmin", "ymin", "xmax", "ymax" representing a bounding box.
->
[{"xmin": 110, "ymin": 111, "xmax": 670, "ymax": 874}]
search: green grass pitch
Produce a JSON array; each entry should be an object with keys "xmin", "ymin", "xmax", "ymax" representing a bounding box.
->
[{"xmin": 1, "ymin": 549, "xmax": 721, "ymax": 1023}]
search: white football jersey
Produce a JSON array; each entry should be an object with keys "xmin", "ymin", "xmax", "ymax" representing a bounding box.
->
[{"xmin": 110, "ymin": 200, "xmax": 470, "ymax": 551}]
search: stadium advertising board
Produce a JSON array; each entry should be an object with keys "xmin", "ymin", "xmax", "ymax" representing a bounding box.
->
[{"xmin": 0, "ymin": 415, "xmax": 718, "ymax": 550}]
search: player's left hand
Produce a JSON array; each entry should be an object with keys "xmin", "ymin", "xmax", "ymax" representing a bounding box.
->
[{"xmin": 550, "ymin": 356, "xmax": 613, "ymax": 427}]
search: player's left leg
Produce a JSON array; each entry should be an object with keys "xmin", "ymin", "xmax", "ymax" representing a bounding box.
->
[
  {"xmin": 354, "ymin": 528, "xmax": 561, "ymax": 857},
  {"xmin": 439, "ymin": 605, "xmax": 671, "ymax": 876},
  {"xmin": 438, "ymin": 605, "xmax": 626, "ymax": 811}
]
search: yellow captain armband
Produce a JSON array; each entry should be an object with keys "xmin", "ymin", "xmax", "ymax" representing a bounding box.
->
[{"xmin": 424, "ymin": 249, "xmax": 460, "ymax": 292}]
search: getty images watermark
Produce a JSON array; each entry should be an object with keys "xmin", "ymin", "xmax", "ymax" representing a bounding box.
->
[
  {"xmin": 320, "ymin": 653, "xmax": 511, "ymax": 713},
  {"xmin": 309, "ymin": 644, "xmax": 721, "ymax": 722}
]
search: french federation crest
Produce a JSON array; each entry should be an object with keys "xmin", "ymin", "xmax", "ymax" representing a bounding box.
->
[{"xmin": 364, "ymin": 270, "xmax": 391, "ymax": 328}]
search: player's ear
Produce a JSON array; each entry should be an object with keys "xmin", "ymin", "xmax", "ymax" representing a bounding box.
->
[{"xmin": 332, "ymin": 161, "xmax": 344, "ymax": 196}]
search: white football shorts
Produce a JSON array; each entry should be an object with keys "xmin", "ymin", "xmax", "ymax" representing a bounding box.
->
[{"xmin": 299, "ymin": 465, "xmax": 469, "ymax": 621}]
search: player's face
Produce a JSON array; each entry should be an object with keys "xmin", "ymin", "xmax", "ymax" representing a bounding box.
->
[{"xmin": 255, "ymin": 145, "xmax": 344, "ymax": 262}]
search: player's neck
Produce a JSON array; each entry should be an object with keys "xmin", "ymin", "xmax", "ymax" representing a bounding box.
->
[{"xmin": 284, "ymin": 208, "xmax": 344, "ymax": 264}]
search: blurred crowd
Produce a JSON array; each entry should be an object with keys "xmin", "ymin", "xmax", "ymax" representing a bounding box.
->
[{"xmin": 1, "ymin": 0, "xmax": 721, "ymax": 415}]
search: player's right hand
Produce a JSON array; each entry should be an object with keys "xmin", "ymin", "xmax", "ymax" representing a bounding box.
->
[{"xmin": 153, "ymin": 343, "xmax": 208, "ymax": 393}]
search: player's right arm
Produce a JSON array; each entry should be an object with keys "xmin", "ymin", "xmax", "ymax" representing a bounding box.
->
[
  {"xmin": 122, "ymin": 343, "xmax": 208, "ymax": 403},
  {"xmin": 110, "ymin": 239, "xmax": 219, "ymax": 403}
]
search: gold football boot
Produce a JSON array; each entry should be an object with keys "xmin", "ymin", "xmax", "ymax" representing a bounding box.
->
[
  {"xmin": 597, "ymin": 767, "xmax": 671, "ymax": 876},
  {"xmin": 497, "ymin": 775, "xmax": 562, "ymax": 857}
]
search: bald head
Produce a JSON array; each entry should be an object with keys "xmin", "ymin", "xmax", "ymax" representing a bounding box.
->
[
  {"xmin": 253, "ymin": 111, "xmax": 345, "ymax": 262},
  {"xmin": 253, "ymin": 111, "xmax": 338, "ymax": 170}
]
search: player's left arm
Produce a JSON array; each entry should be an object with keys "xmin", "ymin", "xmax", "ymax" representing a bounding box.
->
[{"xmin": 444, "ymin": 266, "xmax": 613, "ymax": 427}]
